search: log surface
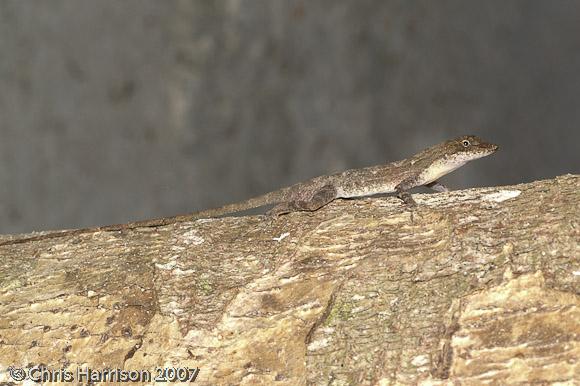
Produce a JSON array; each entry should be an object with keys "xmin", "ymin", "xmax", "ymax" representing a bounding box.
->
[{"xmin": 0, "ymin": 175, "xmax": 578, "ymax": 385}]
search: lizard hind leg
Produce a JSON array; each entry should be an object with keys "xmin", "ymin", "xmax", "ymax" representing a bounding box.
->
[
  {"xmin": 267, "ymin": 184, "xmax": 337, "ymax": 216},
  {"xmin": 395, "ymin": 177, "xmax": 418, "ymax": 206}
]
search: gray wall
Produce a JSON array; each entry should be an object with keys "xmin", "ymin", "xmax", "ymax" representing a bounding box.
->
[{"xmin": 0, "ymin": 1, "xmax": 578, "ymax": 234}]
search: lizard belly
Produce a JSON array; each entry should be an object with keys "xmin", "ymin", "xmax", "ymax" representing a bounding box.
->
[{"xmin": 335, "ymin": 183, "xmax": 397, "ymax": 198}]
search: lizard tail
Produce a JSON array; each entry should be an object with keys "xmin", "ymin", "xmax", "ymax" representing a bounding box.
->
[
  {"xmin": 0, "ymin": 188, "xmax": 287, "ymax": 247},
  {"xmin": 119, "ymin": 188, "xmax": 287, "ymax": 228}
]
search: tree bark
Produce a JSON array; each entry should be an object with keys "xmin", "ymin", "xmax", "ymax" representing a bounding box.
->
[{"xmin": 1, "ymin": 175, "xmax": 578, "ymax": 385}]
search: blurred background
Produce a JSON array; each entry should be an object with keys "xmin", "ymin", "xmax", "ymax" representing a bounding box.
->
[{"xmin": 0, "ymin": 1, "xmax": 578, "ymax": 234}]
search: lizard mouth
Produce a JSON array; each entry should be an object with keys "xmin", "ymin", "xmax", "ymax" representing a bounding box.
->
[
  {"xmin": 478, "ymin": 143, "xmax": 499, "ymax": 155},
  {"xmin": 461, "ymin": 145, "xmax": 498, "ymax": 161}
]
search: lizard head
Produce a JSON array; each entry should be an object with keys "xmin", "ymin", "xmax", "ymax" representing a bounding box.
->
[
  {"xmin": 416, "ymin": 135, "xmax": 498, "ymax": 185},
  {"xmin": 446, "ymin": 135, "xmax": 499, "ymax": 161}
]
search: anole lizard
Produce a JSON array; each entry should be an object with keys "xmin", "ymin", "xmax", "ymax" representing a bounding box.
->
[{"xmin": 0, "ymin": 135, "xmax": 498, "ymax": 246}]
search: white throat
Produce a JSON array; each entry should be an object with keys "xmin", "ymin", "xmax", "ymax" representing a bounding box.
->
[{"xmin": 418, "ymin": 152, "xmax": 484, "ymax": 185}]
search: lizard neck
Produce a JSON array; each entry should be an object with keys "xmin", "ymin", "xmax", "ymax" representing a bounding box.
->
[
  {"xmin": 419, "ymin": 159, "xmax": 465, "ymax": 185},
  {"xmin": 416, "ymin": 152, "xmax": 477, "ymax": 185}
]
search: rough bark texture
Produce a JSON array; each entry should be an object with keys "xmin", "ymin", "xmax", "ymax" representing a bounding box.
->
[{"xmin": 0, "ymin": 175, "xmax": 578, "ymax": 385}]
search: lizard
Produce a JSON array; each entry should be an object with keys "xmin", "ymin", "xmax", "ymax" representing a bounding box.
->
[{"xmin": 0, "ymin": 135, "xmax": 498, "ymax": 247}]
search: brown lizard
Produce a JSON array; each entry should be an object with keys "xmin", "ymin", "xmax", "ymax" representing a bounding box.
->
[{"xmin": 0, "ymin": 135, "xmax": 498, "ymax": 246}]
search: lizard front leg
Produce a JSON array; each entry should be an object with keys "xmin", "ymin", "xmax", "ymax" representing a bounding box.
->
[{"xmin": 268, "ymin": 184, "xmax": 337, "ymax": 216}]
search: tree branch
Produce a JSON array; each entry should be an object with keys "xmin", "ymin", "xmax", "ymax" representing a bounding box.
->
[{"xmin": 0, "ymin": 175, "xmax": 578, "ymax": 385}]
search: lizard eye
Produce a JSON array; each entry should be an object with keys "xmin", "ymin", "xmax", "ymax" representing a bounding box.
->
[{"xmin": 461, "ymin": 140, "xmax": 470, "ymax": 147}]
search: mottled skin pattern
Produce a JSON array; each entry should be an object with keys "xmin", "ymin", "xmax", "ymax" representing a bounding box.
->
[
  {"xmin": 0, "ymin": 135, "xmax": 498, "ymax": 246},
  {"xmin": 270, "ymin": 135, "xmax": 498, "ymax": 213}
]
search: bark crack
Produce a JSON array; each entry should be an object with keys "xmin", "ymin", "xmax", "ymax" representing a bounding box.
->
[{"xmin": 305, "ymin": 280, "xmax": 345, "ymax": 346}]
